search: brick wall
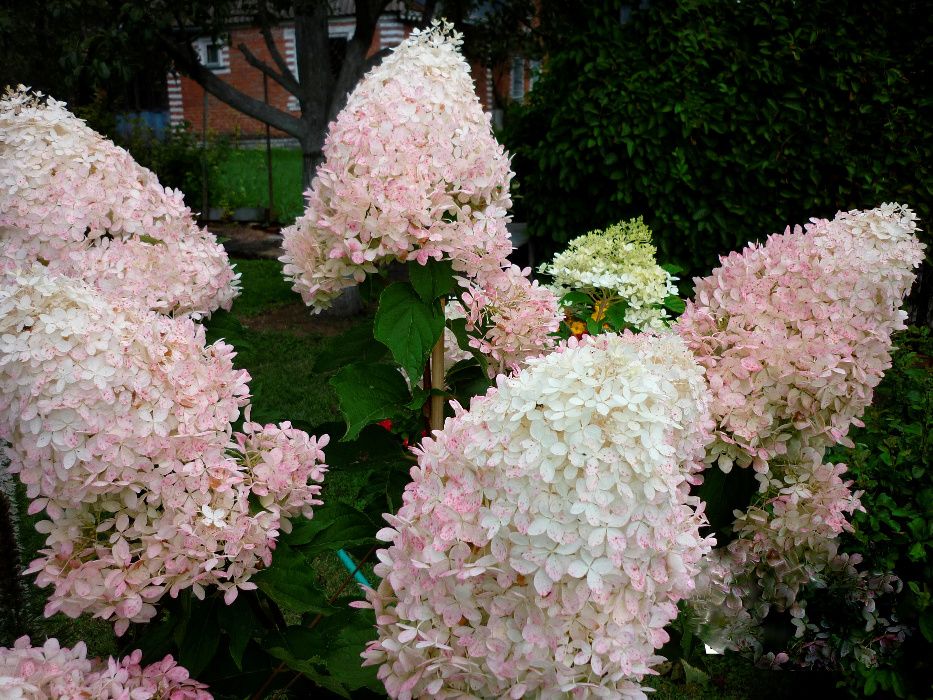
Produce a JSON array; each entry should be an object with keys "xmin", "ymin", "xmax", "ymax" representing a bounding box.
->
[{"xmin": 170, "ymin": 17, "xmax": 415, "ymax": 139}]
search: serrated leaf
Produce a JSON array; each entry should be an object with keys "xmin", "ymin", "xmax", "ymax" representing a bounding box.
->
[
  {"xmin": 330, "ymin": 363, "xmax": 411, "ymax": 440},
  {"xmin": 374, "ymin": 282, "xmax": 444, "ymax": 382},
  {"xmin": 446, "ymin": 359, "xmax": 493, "ymax": 403},
  {"xmin": 283, "ymin": 502, "xmax": 375, "ymax": 555},
  {"xmin": 218, "ymin": 596, "xmax": 258, "ymax": 670},
  {"xmin": 664, "ymin": 295, "xmax": 687, "ymax": 314},
  {"xmin": 918, "ymin": 608, "xmax": 933, "ymax": 641},
  {"xmin": 252, "ymin": 542, "xmax": 334, "ymax": 614},
  {"xmin": 264, "ymin": 627, "xmax": 351, "ymax": 698},
  {"xmin": 313, "ymin": 319, "xmax": 388, "ymax": 373},
  {"xmin": 409, "ymin": 259, "xmax": 455, "ymax": 301},
  {"xmin": 682, "ymin": 659, "xmax": 709, "ymax": 686},
  {"xmin": 178, "ymin": 595, "xmax": 219, "ymax": 677},
  {"xmin": 313, "ymin": 609, "xmax": 382, "ymax": 692}
]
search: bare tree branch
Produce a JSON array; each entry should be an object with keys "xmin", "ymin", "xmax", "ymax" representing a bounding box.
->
[
  {"xmin": 237, "ymin": 42, "xmax": 301, "ymax": 95},
  {"xmin": 257, "ymin": 2, "xmax": 299, "ymax": 82},
  {"xmin": 328, "ymin": 0, "xmax": 390, "ymax": 119},
  {"xmin": 162, "ymin": 34, "xmax": 305, "ymax": 138},
  {"xmin": 362, "ymin": 47, "xmax": 391, "ymax": 73}
]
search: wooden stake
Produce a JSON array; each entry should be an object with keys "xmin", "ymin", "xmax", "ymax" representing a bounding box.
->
[{"xmin": 429, "ymin": 298, "xmax": 446, "ymax": 432}]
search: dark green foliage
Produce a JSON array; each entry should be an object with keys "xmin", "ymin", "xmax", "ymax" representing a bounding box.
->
[
  {"xmin": 504, "ymin": 0, "xmax": 933, "ymax": 278},
  {"xmin": 825, "ymin": 327, "xmax": 933, "ymax": 698},
  {"xmin": 116, "ymin": 122, "xmax": 230, "ymax": 210}
]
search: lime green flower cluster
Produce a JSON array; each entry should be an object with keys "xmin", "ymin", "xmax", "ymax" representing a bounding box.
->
[{"xmin": 539, "ymin": 218, "xmax": 678, "ymax": 330}]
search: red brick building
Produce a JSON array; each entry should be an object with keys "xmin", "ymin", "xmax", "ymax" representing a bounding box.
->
[{"xmin": 167, "ymin": 3, "xmax": 537, "ymax": 140}]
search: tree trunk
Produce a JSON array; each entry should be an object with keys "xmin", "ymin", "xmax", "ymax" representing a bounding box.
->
[{"xmin": 300, "ymin": 143, "xmax": 323, "ymax": 193}]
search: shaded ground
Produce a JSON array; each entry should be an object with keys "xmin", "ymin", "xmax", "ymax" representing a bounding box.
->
[{"xmin": 211, "ymin": 222, "xmax": 284, "ymax": 260}]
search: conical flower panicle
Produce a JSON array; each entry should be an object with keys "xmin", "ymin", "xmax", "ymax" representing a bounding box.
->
[
  {"xmin": 362, "ymin": 332, "xmax": 714, "ymax": 698},
  {"xmin": 0, "ymin": 86, "xmax": 238, "ymax": 317}
]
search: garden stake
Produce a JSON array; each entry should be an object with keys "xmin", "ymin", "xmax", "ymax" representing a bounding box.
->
[
  {"xmin": 429, "ymin": 297, "xmax": 446, "ymax": 432},
  {"xmin": 337, "ymin": 548, "xmax": 371, "ymax": 588}
]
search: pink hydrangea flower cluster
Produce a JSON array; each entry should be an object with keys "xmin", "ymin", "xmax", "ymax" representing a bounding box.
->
[
  {"xmin": 0, "ymin": 636, "xmax": 211, "ymax": 699},
  {"xmin": 360, "ymin": 332, "xmax": 714, "ymax": 698},
  {"xmin": 280, "ymin": 21, "xmax": 560, "ymax": 370},
  {"xmin": 0, "ymin": 267, "xmax": 327, "ymax": 634},
  {"xmin": 0, "ymin": 86, "xmax": 238, "ymax": 318},
  {"xmin": 457, "ymin": 264, "xmax": 561, "ymax": 375},
  {"xmin": 677, "ymin": 203, "xmax": 925, "ymax": 477},
  {"xmin": 677, "ymin": 204, "xmax": 924, "ymax": 654}
]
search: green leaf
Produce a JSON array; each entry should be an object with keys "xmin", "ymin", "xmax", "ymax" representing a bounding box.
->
[
  {"xmin": 330, "ymin": 363, "xmax": 411, "ymax": 440},
  {"xmin": 313, "ymin": 609, "xmax": 382, "ymax": 692},
  {"xmin": 203, "ymin": 310, "xmax": 251, "ymax": 350},
  {"xmin": 445, "ymin": 359, "xmax": 493, "ymax": 403},
  {"xmin": 283, "ymin": 502, "xmax": 376, "ymax": 555},
  {"xmin": 263, "ymin": 612, "xmax": 381, "ymax": 696},
  {"xmin": 252, "ymin": 542, "xmax": 334, "ymax": 614},
  {"xmin": 373, "ymin": 282, "xmax": 444, "ymax": 382},
  {"xmin": 313, "ymin": 319, "xmax": 388, "ymax": 373},
  {"xmin": 447, "ymin": 317, "xmax": 489, "ymax": 374},
  {"xmin": 559, "ymin": 291, "xmax": 592, "ymax": 308},
  {"xmin": 604, "ymin": 300, "xmax": 630, "ymax": 330},
  {"xmin": 137, "ymin": 233, "xmax": 166, "ymax": 246},
  {"xmin": 264, "ymin": 627, "xmax": 351, "ymax": 698},
  {"xmin": 682, "ymin": 659, "xmax": 710, "ymax": 686},
  {"xmin": 407, "ymin": 385, "xmax": 430, "ymax": 411},
  {"xmin": 217, "ymin": 596, "xmax": 258, "ymax": 670},
  {"xmin": 317, "ymin": 423, "xmax": 408, "ymax": 475},
  {"xmin": 664, "ymin": 295, "xmax": 687, "ymax": 314},
  {"xmin": 919, "ymin": 607, "xmax": 933, "ymax": 642},
  {"xmin": 409, "ymin": 258, "xmax": 456, "ymax": 301},
  {"xmin": 178, "ymin": 595, "xmax": 220, "ymax": 677}
]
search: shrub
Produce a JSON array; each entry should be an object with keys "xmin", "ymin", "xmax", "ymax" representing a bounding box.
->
[
  {"xmin": 826, "ymin": 327, "xmax": 933, "ymax": 697},
  {"xmin": 116, "ymin": 119, "xmax": 230, "ymax": 212},
  {"xmin": 504, "ymin": 0, "xmax": 933, "ymax": 277}
]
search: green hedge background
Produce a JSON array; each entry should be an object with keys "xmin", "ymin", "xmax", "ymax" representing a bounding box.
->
[{"xmin": 504, "ymin": 0, "xmax": 932, "ymax": 281}]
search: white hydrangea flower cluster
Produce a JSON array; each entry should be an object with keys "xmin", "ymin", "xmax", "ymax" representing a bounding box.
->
[
  {"xmin": 0, "ymin": 86, "xmax": 238, "ymax": 318},
  {"xmin": 0, "ymin": 268, "xmax": 327, "ymax": 634},
  {"xmin": 539, "ymin": 218, "xmax": 677, "ymax": 330},
  {"xmin": 361, "ymin": 332, "xmax": 714, "ymax": 698}
]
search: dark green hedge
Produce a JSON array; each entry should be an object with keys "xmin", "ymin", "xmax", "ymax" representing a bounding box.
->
[{"xmin": 504, "ymin": 0, "xmax": 933, "ymax": 278}]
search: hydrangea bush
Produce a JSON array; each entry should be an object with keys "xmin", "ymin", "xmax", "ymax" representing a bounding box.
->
[
  {"xmin": 281, "ymin": 22, "xmax": 560, "ymax": 373},
  {"xmin": 361, "ymin": 333, "xmax": 714, "ymax": 698},
  {"xmin": 678, "ymin": 204, "xmax": 925, "ymax": 659},
  {"xmin": 539, "ymin": 218, "xmax": 679, "ymax": 333},
  {"xmin": 0, "ymin": 86, "xmax": 238, "ymax": 318},
  {"xmin": 0, "ymin": 636, "xmax": 211, "ymax": 699},
  {"xmin": 0, "ymin": 267, "xmax": 327, "ymax": 634}
]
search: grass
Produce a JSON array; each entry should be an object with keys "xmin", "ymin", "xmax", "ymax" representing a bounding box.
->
[{"xmin": 211, "ymin": 148, "xmax": 305, "ymax": 225}]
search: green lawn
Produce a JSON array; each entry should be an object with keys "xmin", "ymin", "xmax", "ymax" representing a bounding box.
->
[{"xmin": 211, "ymin": 148, "xmax": 306, "ymax": 225}]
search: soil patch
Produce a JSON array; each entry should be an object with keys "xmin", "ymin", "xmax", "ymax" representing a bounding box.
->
[
  {"xmin": 240, "ymin": 300, "xmax": 361, "ymax": 337},
  {"xmin": 209, "ymin": 222, "xmax": 284, "ymax": 260}
]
